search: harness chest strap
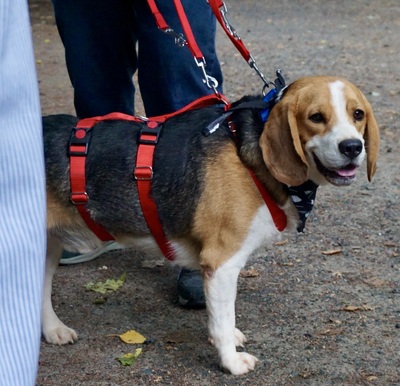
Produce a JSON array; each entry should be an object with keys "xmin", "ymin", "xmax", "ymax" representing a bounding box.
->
[
  {"xmin": 134, "ymin": 120, "xmax": 176, "ymax": 260},
  {"xmin": 69, "ymin": 124, "xmax": 114, "ymax": 242},
  {"xmin": 69, "ymin": 113, "xmax": 145, "ymax": 242},
  {"xmin": 134, "ymin": 94, "xmax": 231, "ymax": 260}
]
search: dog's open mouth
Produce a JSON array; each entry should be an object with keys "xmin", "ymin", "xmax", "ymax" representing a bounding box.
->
[{"xmin": 313, "ymin": 154, "xmax": 357, "ymax": 186}]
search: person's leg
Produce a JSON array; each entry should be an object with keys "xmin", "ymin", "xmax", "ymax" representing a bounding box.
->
[
  {"xmin": 0, "ymin": 1, "xmax": 46, "ymax": 384},
  {"xmin": 51, "ymin": 0, "xmax": 135, "ymax": 262},
  {"xmin": 52, "ymin": 0, "xmax": 138, "ymax": 118},
  {"xmin": 135, "ymin": 0, "xmax": 223, "ymax": 116}
]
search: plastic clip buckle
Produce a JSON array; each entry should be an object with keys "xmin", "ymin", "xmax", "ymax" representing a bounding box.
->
[
  {"xmin": 138, "ymin": 122, "xmax": 162, "ymax": 145},
  {"xmin": 68, "ymin": 128, "xmax": 92, "ymax": 156}
]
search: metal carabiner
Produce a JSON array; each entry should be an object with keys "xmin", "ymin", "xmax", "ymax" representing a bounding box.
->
[
  {"xmin": 195, "ymin": 57, "xmax": 219, "ymax": 94},
  {"xmin": 161, "ymin": 27, "xmax": 187, "ymax": 47},
  {"xmin": 219, "ymin": 2, "xmax": 241, "ymax": 40}
]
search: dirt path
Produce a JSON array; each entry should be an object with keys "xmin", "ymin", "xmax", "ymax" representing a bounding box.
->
[{"xmin": 30, "ymin": 0, "xmax": 399, "ymax": 385}]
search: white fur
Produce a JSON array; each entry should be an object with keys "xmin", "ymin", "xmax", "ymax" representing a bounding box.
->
[
  {"xmin": 42, "ymin": 236, "xmax": 78, "ymax": 344},
  {"xmin": 204, "ymin": 204, "xmax": 287, "ymax": 374}
]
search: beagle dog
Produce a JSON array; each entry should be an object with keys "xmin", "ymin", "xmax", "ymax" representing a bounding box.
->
[{"xmin": 42, "ymin": 76, "xmax": 379, "ymax": 375}]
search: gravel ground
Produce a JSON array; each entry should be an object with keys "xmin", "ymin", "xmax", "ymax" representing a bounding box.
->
[{"xmin": 30, "ymin": 0, "xmax": 399, "ymax": 385}]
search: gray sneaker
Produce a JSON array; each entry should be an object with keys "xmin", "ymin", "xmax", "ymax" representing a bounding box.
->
[
  {"xmin": 177, "ymin": 268, "xmax": 206, "ymax": 309},
  {"xmin": 59, "ymin": 241, "xmax": 124, "ymax": 265}
]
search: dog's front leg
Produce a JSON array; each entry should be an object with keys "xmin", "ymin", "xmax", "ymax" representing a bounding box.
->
[
  {"xmin": 203, "ymin": 261, "xmax": 258, "ymax": 375},
  {"xmin": 42, "ymin": 235, "xmax": 78, "ymax": 344}
]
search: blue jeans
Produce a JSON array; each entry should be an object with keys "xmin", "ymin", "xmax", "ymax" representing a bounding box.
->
[{"xmin": 52, "ymin": 0, "xmax": 223, "ymax": 117}]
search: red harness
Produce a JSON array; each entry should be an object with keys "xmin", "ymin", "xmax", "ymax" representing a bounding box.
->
[
  {"xmin": 68, "ymin": 95, "xmax": 228, "ymax": 261},
  {"xmin": 68, "ymin": 104, "xmax": 287, "ymax": 262}
]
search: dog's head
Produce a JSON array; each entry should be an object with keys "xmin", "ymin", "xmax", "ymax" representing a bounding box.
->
[{"xmin": 260, "ymin": 76, "xmax": 380, "ymax": 186}]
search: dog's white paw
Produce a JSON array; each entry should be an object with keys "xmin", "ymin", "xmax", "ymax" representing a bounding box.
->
[
  {"xmin": 234, "ymin": 328, "xmax": 247, "ymax": 348},
  {"xmin": 221, "ymin": 352, "xmax": 259, "ymax": 375},
  {"xmin": 43, "ymin": 324, "xmax": 78, "ymax": 345},
  {"xmin": 208, "ymin": 328, "xmax": 247, "ymax": 348}
]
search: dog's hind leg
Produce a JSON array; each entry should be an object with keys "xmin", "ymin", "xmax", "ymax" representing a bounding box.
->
[
  {"xmin": 42, "ymin": 235, "xmax": 78, "ymax": 345},
  {"xmin": 203, "ymin": 257, "xmax": 258, "ymax": 375}
]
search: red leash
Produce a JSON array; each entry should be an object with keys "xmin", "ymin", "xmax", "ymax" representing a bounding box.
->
[{"xmin": 147, "ymin": 0, "xmax": 271, "ymax": 90}]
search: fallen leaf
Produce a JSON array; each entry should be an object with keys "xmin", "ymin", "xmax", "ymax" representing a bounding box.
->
[
  {"xmin": 322, "ymin": 248, "xmax": 342, "ymax": 255},
  {"xmin": 85, "ymin": 272, "xmax": 126, "ymax": 294},
  {"xmin": 342, "ymin": 305, "xmax": 374, "ymax": 312},
  {"xmin": 239, "ymin": 269, "xmax": 259, "ymax": 278},
  {"xmin": 119, "ymin": 330, "xmax": 146, "ymax": 344},
  {"xmin": 116, "ymin": 348, "xmax": 142, "ymax": 366},
  {"xmin": 108, "ymin": 329, "xmax": 146, "ymax": 344},
  {"xmin": 274, "ymin": 240, "xmax": 289, "ymax": 246},
  {"xmin": 362, "ymin": 277, "xmax": 388, "ymax": 288},
  {"xmin": 343, "ymin": 305, "xmax": 361, "ymax": 312}
]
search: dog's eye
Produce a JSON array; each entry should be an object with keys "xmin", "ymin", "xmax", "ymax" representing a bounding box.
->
[
  {"xmin": 353, "ymin": 109, "xmax": 365, "ymax": 121},
  {"xmin": 309, "ymin": 113, "xmax": 325, "ymax": 124}
]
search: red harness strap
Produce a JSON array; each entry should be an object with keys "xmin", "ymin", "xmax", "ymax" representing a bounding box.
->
[
  {"xmin": 134, "ymin": 94, "xmax": 229, "ymax": 261},
  {"xmin": 247, "ymin": 170, "xmax": 287, "ymax": 232},
  {"xmin": 69, "ymin": 112, "xmax": 143, "ymax": 242},
  {"xmin": 133, "ymin": 119, "xmax": 176, "ymax": 260},
  {"xmin": 69, "ymin": 126, "xmax": 113, "ymax": 241},
  {"xmin": 228, "ymin": 123, "xmax": 287, "ymax": 232}
]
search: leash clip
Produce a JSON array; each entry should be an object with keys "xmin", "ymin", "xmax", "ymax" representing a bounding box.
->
[
  {"xmin": 195, "ymin": 57, "xmax": 219, "ymax": 94},
  {"xmin": 160, "ymin": 27, "xmax": 187, "ymax": 47},
  {"xmin": 248, "ymin": 54, "xmax": 271, "ymax": 91},
  {"xmin": 219, "ymin": 2, "xmax": 240, "ymax": 40},
  {"xmin": 273, "ymin": 69, "xmax": 286, "ymax": 94}
]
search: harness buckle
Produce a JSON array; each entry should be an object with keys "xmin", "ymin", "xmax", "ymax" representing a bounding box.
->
[
  {"xmin": 68, "ymin": 128, "xmax": 92, "ymax": 156},
  {"xmin": 138, "ymin": 122, "xmax": 162, "ymax": 145},
  {"xmin": 134, "ymin": 166, "xmax": 154, "ymax": 181},
  {"xmin": 70, "ymin": 192, "xmax": 89, "ymax": 204}
]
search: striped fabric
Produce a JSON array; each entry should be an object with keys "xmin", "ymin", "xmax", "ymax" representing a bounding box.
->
[{"xmin": 0, "ymin": 1, "xmax": 46, "ymax": 385}]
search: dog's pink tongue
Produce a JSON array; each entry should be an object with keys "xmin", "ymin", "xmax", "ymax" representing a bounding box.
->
[{"xmin": 337, "ymin": 165, "xmax": 357, "ymax": 177}]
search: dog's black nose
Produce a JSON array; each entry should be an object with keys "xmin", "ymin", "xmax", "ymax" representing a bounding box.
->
[{"xmin": 339, "ymin": 139, "xmax": 363, "ymax": 159}]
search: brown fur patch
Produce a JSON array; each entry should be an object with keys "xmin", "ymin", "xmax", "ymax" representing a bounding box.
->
[
  {"xmin": 192, "ymin": 142, "xmax": 264, "ymax": 272},
  {"xmin": 46, "ymin": 191, "xmax": 82, "ymax": 230}
]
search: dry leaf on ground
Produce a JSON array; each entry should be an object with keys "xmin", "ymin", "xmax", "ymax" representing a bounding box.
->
[
  {"xmin": 240, "ymin": 269, "xmax": 260, "ymax": 278},
  {"xmin": 342, "ymin": 305, "xmax": 374, "ymax": 312},
  {"xmin": 108, "ymin": 329, "xmax": 146, "ymax": 344},
  {"xmin": 322, "ymin": 248, "xmax": 342, "ymax": 255}
]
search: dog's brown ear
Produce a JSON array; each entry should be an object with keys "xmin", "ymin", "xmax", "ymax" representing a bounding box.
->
[
  {"xmin": 260, "ymin": 94, "xmax": 308, "ymax": 186},
  {"xmin": 361, "ymin": 94, "xmax": 380, "ymax": 181}
]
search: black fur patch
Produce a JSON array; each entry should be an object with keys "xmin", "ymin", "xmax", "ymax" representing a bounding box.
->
[{"xmin": 43, "ymin": 107, "xmax": 232, "ymax": 237}]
